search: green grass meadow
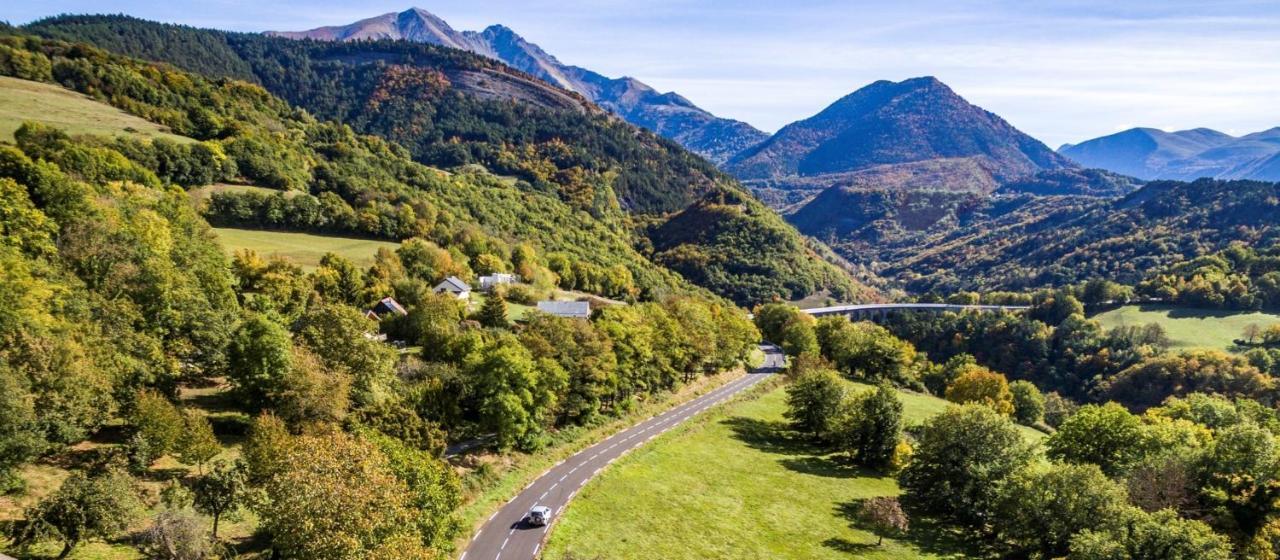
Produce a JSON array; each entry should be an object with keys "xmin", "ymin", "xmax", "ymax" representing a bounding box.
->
[
  {"xmin": 211, "ymin": 227, "xmax": 399, "ymax": 270},
  {"xmin": 0, "ymin": 76, "xmax": 192, "ymax": 143},
  {"xmin": 543, "ymin": 382, "xmax": 1041, "ymax": 560},
  {"xmin": 1092, "ymin": 304, "xmax": 1280, "ymax": 352}
]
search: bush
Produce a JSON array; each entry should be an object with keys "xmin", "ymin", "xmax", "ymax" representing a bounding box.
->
[{"xmin": 142, "ymin": 509, "xmax": 220, "ymax": 560}]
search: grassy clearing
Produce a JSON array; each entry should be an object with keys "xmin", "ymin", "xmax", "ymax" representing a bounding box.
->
[
  {"xmin": 187, "ymin": 183, "xmax": 288, "ymax": 205},
  {"xmin": 0, "ymin": 76, "xmax": 191, "ymax": 143},
  {"xmin": 544, "ymin": 382, "xmax": 1040, "ymax": 560},
  {"xmin": 1092, "ymin": 304, "xmax": 1280, "ymax": 352},
  {"xmin": 468, "ymin": 292, "xmax": 534, "ymax": 322},
  {"xmin": 211, "ymin": 228, "xmax": 399, "ymax": 270}
]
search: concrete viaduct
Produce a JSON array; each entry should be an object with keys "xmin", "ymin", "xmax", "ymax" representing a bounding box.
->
[{"xmin": 802, "ymin": 303, "xmax": 1030, "ymax": 320}]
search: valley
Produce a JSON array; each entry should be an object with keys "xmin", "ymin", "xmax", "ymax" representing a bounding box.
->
[{"xmin": 0, "ymin": 5, "xmax": 1278, "ymax": 560}]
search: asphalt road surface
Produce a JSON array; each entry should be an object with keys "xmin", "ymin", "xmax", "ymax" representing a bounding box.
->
[{"xmin": 460, "ymin": 343, "xmax": 785, "ymax": 560}]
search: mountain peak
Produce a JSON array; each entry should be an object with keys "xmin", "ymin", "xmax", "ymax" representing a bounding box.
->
[
  {"xmin": 727, "ymin": 76, "xmax": 1070, "ymax": 182},
  {"xmin": 269, "ymin": 9, "xmax": 767, "ymax": 164},
  {"xmin": 481, "ymin": 23, "xmax": 517, "ymax": 36}
]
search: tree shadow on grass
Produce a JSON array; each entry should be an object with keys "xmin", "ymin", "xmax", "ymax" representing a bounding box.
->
[
  {"xmin": 1143, "ymin": 304, "xmax": 1256, "ymax": 320},
  {"xmin": 722, "ymin": 416, "xmax": 823, "ymax": 455},
  {"xmin": 779, "ymin": 456, "xmax": 879, "ymax": 479},
  {"xmin": 833, "ymin": 499, "xmax": 997, "ymax": 559},
  {"xmin": 822, "ymin": 537, "xmax": 878, "ymax": 554},
  {"xmin": 723, "ymin": 416, "xmax": 879, "ymax": 479},
  {"xmin": 183, "ymin": 384, "xmax": 243, "ymax": 414}
]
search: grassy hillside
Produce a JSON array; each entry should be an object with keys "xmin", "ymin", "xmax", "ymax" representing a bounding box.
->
[
  {"xmin": 1093, "ymin": 305, "xmax": 1280, "ymax": 352},
  {"xmin": 544, "ymin": 382, "xmax": 1040, "ymax": 560},
  {"xmin": 212, "ymin": 227, "xmax": 399, "ymax": 270},
  {"xmin": 0, "ymin": 75, "xmax": 190, "ymax": 142}
]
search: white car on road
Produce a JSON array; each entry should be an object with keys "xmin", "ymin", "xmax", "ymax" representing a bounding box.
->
[{"xmin": 527, "ymin": 505, "xmax": 552, "ymax": 526}]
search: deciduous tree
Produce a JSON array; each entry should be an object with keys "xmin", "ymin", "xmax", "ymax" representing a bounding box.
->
[
  {"xmin": 898, "ymin": 404, "xmax": 1032, "ymax": 532},
  {"xmin": 191, "ymin": 460, "xmax": 246, "ymax": 538},
  {"xmin": 784, "ymin": 365, "xmax": 844, "ymax": 438},
  {"xmin": 858, "ymin": 496, "xmax": 908, "ymax": 546},
  {"xmin": 944, "ymin": 367, "xmax": 1015, "ymax": 416},
  {"xmin": 10, "ymin": 469, "xmax": 141, "ymax": 560}
]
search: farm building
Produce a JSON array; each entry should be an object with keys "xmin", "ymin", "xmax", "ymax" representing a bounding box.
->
[{"xmin": 536, "ymin": 300, "xmax": 592, "ymax": 319}]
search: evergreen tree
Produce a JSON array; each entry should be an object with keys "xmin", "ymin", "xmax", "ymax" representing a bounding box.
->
[{"xmin": 477, "ymin": 292, "xmax": 510, "ymax": 329}]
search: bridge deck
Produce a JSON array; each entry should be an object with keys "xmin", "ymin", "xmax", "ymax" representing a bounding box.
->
[{"xmin": 804, "ymin": 303, "xmax": 1030, "ymax": 316}]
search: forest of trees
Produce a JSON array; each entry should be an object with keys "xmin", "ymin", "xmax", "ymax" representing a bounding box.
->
[
  {"xmin": 761, "ymin": 299, "xmax": 1280, "ymax": 558},
  {"xmin": 0, "ymin": 120, "xmax": 759, "ymax": 558},
  {"xmin": 802, "ymin": 176, "xmax": 1280, "ymax": 294},
  {"xmin": 1139, "ymin": 242, "xmax": 1280, "ymax": 310}
]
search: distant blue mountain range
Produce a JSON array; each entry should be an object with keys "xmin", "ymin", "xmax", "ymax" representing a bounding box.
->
[{"xmin": 1060, "ymin": 126, "xmax": 1280, "ymax": 181}]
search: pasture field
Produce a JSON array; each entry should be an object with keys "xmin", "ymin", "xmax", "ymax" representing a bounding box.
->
[
  {"xmin": 543, "ymin": 382, "xmax": 1042, "ymax": 560},
  {"xmin": 0, "ymin": 76, "xmax": 191, "ymax": 143},
  {"xmin": 1092, "ymin": 304, "xmax": 1280, "ymax": 352},
  {"xmin": 187, "ymin": 183, "xmax": 287, "ymax": 205},
  {"xmin": 211, "ymin": 228, "xmax": 399, "ymax": 270}
]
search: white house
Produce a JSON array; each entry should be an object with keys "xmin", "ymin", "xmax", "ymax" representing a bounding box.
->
[
  {"xmin": 478, "ymin": 273, "xmax": 519, "ymax": 292},
  {"xmin": 536, "ymin": 300, "xmax": 591, "ymax": 319},
  {"xmin": 434, "ymin": 276, "xmax": 472, "ymax": 300}
]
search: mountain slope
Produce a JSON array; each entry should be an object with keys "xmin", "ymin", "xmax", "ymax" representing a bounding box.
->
[
  {"xmin": 1060, "ymin": 127, "xmax": 1280, "ymax": 181},
  {"xmin": 268, "ymin": 8, "xmax": 767, "ymax": 164},
  {"xmin": 25, "ymin": 14, "xmax": 865, "ymax": 305},
  {"xmin": 726, "ymin": 77, "xmax": 1073, "ymax": 186},
  {"xmin": 874, "ymin": 179, "xmax": 1280, "ymax": 292}
]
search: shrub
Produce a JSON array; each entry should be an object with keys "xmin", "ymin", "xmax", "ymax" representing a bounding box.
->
[{"xmin": 142, "ymin": 509, "xmax": 220, "ymax": 560}]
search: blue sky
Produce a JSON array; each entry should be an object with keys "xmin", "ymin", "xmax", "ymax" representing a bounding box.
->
[{"xmin": 7, "ymin": 0, "xmax": 1280, "ymax": 147}]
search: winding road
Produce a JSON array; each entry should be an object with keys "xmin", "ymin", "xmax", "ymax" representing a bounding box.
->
[{"xmin": 460, "ymin": 343, "xmax": 786, "ymax": 560}]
